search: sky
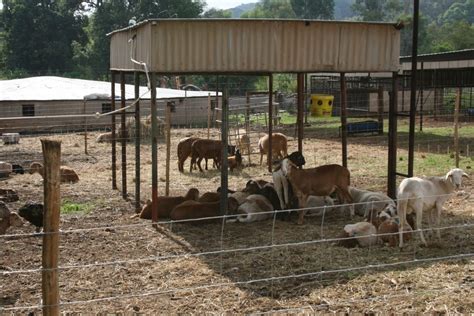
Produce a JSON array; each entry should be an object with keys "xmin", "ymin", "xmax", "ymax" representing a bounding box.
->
[{"xmin": 205, "ymin": 0, "xmax": 254, "ymax": 10}]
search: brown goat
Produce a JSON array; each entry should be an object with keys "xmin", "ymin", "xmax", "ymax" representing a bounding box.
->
[
  {"xmin": 258, "ymin": 133, "xmax": 288, "ymax": 165},
  {"xmin": 367, "ymin": 210, "xmax": 414, "ymax": 247},
  {"xmin": 198, "ymin": 192, "xmax": 221, "ymax": 203},
  {"xmin": 177, "ymin": 137, "xmax": 200, "ymax": 172},
  {"xmin": 281, "ymin": 159, "xmax": 353, "ymax": 225},
  {"xmin": 138, "ymin": 188, "xmax": 199, "ymax": 219},
  {"xmin": 190, "ymin": 139, "xmax": 223, "ymax": 172},
  {"xmin": 29, "ymin": 162, "xmax": 79, "ymax": 183},
  {"xmin": 227, "ymin": 150, "xmax": 242, "ymax": 172}
]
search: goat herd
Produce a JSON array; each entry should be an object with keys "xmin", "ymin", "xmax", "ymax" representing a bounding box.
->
[{"xmin": 0, "ymin": 132, "xmax": 470, "ymax": 250}]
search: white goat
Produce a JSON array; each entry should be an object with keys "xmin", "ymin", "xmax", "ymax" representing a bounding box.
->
[
  {"xmin": 349, "ymin": 186, "xmax": 397, "ymax": 217},
  {"xmin": 234, "ymin": 195, "xmax": 274, "ymax": 223},
  {"xmin": 342, "ymin": 222, "xmax": 378, "ymax": 247},
  {"xmin": 397, "ymin": 168, "xmax": 469, "ymax": 248}
]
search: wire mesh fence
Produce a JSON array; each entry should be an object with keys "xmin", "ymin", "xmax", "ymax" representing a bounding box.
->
[{"xmin": 1, "ymin": 75, "xmax": 473, "ymax": 313}]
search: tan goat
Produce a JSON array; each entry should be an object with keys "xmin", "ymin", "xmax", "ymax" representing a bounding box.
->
[
  {"xmin": 258, "ymin": 133, "xmax": 288, "ymax": 165},
  {"xmin": 29, "ymin": 162, "xmax": 79, "ymax": 183}
]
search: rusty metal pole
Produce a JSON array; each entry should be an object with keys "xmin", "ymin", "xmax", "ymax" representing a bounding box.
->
[
  {"xmin": 454, "ymin": 88, "xmax": 461, "ymax": 168},
  {"xmin": 165, "ymin": 102, "xmax": 172, "ymax": 196},
  {"xmin": 419, "ymin": 61, "xmax": 424, "ymax": 132},
  {"xmin": 111, "ymin": 72, "xmax": 117, "ymax": 190},
  {"xmin": 408, "ymin": 0, "xmax": 420, "ymax": 177},
  {"xmin": 387, "ymin": 72, "xmax": 399, "ymax": 199},
  {"xmin": 150, "ymin": 73, "xmax": 158, "ymax": 223},
  {"xmin": 297, "ymin": 73, "xmax": 304, "ymax": 153},
  {"xmin": 268, "ymin": 74, "xmax": 273, "ymax": 172},
  {"xmin": 41, "ymin": 139, "xmax": 61, "ymax": 316},
  {"xmin": 134, "ymin": 72, "xmax": 141, "ymax": 210},
  {"xmin": 120, "ymin": 72, "xmax": 127, "ymax": 199},
  {"xmin": 340, "ymin": 73, "xmax": 348, "ymax": 168}
]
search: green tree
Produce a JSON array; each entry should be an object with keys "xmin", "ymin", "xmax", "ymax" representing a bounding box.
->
[
  {"xmin": 1, "ymin": 0, "xmax": 86, "ymax": 76},
  {"xmin": 352, "ymin": 0, "xmax": 403, "ymax": 21},
  {"xmin": 202, "ymin": 8, "xmax": 232, "ymax": 18},
  {"xmin": 241, "ymin": 0, "xmax": 296, "ymax": 19},
  {"xmin": 290, "ymin": 0, "xmax": 334, "ymax": 19}
]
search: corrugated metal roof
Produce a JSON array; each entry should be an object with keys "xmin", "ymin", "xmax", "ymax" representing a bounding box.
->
[
  {"xmin": 0, "ymin": 76, "xmax": 217, "ymax": 102},
  {"xmin": 109, "ymin": 19, "xmax": 401, "ymax": 73},
  {"xmin": 400, "ymin": 49, "xmax": 474, "ymax": 63}
]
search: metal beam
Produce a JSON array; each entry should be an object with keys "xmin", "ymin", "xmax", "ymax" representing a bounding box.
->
[
  {"xmin": 150, "ymin": 73, "xmax": 158, "ymax": 223},
  {"xmin": 297, "ymin": 73, "xmax": 304, "ymax": 153},
  {"xmin": 134, "ymin": 72, "xmax": 141, "ymax": 210},
  {"xmin": 387, "ymin": 72, "xmax": 399, "ymax": 199},
  {"xmin": 268, "ymin": 75, "xmax": 273, "ymax": 172},
  {"xmin": 120, "ymin": 72, "xmax": 127, "ymax": 199},
  {"xmin": 111, "ymin": 71, "xmax": 117, "ymax": 190},
  {"xmin": 340, "ymin": 72, "xmax": 348, "ymax": 168},
  {"xmin": 220, "ymin": 79, "xmax": 229, "ymax": 216}
]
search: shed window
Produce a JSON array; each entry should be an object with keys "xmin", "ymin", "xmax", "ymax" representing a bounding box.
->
[
  {"xmin": 102, "ymin": 103, "xmax": 112, "ymax": 114},
  {"xmin": 22, "ymin": 104, "xmax": 35, "ymax": 117}
]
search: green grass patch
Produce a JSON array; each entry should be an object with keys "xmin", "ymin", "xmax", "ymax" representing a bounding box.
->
[{"xmin": 61, "ymin": 200, "xmax": 94, "ymax": 215}]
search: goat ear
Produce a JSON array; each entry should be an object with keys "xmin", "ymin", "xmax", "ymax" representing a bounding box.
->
[{"xmin": 462, "ymin": 172, "xmax": 469, "ymax": 179}]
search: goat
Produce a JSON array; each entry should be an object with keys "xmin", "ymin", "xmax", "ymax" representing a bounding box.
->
[
  {"xmin": 228, "ymin": 149, "xmax": 242, "ymax": 172},
  {"xmin": 258, "ymin": 133, "xmax": 288, "ymax": 165},
  {"xmin": 96, "ymin": 132, "xmax": 113, "ymax": 143},
  {"xmin": 230, "ymin": 184, "xmax": 282, "ymax": 223},
  {"xmin": 177, "ymin": 137, "xmax": 200, "ymax": 172},
  {"xmin": 367, "ymin": 209, "xmax": 413, "ymax": 247},
  {"xmin": 397, "ymin": 168, "xmax": 469, "ymax": 247},
  {"xmin": 237, "ymin": 134, "xmax": 251, "ymax": 155},
  {"xmin": 29, "ymin": 162, "xmax": 79, "ymax": 183},
  {"xmin": 190, "ymin": 139, "xmax": 235, "ymax": 172},
  {"xmin": 170, "ymin": 198, "xmax": 239, "ymax": 222},
  {"xmin": 241, "ymin": 179, "xmax": 269, "ymax": 194},
  {"xmin": 272, "ymin": 151, "xmax": 306, "ymax": 210},
  {"xmin": 0, "ymin": 201, "xmax": 25, "ymax": 235},
  {"xmin": 198, "ymin": 192, "xmax": 221, "ymax": 203},
  {"xmin": 349, "ymin": 186, "xmax": 397, "ymax": 217},
  {"xmin": 281, "ymin": 152, "xmax": 353, "ymax": 225},
  {"xmin": 137, "ymin": 188, "xmax": 199, "ymax": 219},
  {"xmin": 339, "ymin": 222, "xmax": 378, "ymax": 248}
]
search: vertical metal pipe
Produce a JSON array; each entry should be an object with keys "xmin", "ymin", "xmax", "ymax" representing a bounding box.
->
[
  {"xmin": 150, "ymin": 73, "xmax": 158, "ymax": 223},
  {"xmin": 419, "ymin": 61, "xmax": 424, "ymax": 132},
  {"xmin": 297, "ymin": 73, "xmax": 304, "ymax": 153},
  {"xmin": 377, "ymin": 85, "xmax": 384, "ymax": 135},
  {"xmin": 165, "ymin": 102, "xmax": 172, "ymax": 196},
  {"xmin": 340, "ymin": 72, "xmax": 348, "ymax": 168},
  {"xmin": 220, "ymin": 78, "xmax": 229, "ymax": 216},
  {"xmin": 134, "ymin": 72, "xmax": 141, "ymax": 210},
  {"xmin": 454, "ymin": 88, "xmax": 461, "ymax": 168},
  {"xmin": 408, "ymin": 0, "xmax": 420, "ymax": 177},
  {"xmin": 120, "ymin": 72, "xmax": 127, "ymax": 199},
  {"xmin": 111, "ymin": 71, "xmax": 117, "ymax": 190},
  {"xmin": 387, "ymin": 72, "xmax": 399, "ymax": 199},
  {"xmin": 268, "ymin": 74, "xmax": 273, "ymax": 172}
]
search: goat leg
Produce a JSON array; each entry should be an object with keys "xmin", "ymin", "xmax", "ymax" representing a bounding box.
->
[{"xmin": 296, "ymin": 194, "xmax": 308, "ymax": 225}]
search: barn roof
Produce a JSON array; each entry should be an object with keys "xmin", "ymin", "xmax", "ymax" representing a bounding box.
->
[
  {"xmin": 0, "ymin": 76, "xmax": 216, "ymax": 102},
  {"xmin": 108, "ymin": 19, "xmax": 401, "ymax": 73}
]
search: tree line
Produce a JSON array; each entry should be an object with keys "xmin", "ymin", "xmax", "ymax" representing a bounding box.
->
[{"xmin": 0, "ymin": 0, "xmax": 473, "ymax": 91}]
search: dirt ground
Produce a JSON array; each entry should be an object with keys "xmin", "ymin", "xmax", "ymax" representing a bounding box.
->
[{"xmin": 1, "ymin": 125, "xmax": 473, "ymax": 314}]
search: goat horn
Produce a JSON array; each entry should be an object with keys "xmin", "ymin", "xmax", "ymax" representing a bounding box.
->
[{"xmin": 463, "ymin": 172, "xmax": 470, "ymax": 178}]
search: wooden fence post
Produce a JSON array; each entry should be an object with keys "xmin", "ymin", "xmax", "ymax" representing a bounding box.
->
[{"xmin": 41, "ymin": 139, "xmax": 61, "ymax": 316}]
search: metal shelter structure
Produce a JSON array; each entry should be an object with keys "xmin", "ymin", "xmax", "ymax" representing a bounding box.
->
[{"xmin": 107, "ymin": 18, "xmax": 402, "ymax": 221}]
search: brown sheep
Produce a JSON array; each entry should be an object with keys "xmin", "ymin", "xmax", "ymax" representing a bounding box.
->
[
  {"xmin": 29, "ymin": 162, "xmax": 79, "ymax": 183},
  {"xmin": 137, "ymin": 188, "xmax": 200, "ymax": 219},
  {"xmin": 177, "ymin": 137, "xmax": 200, "ymax": 172},
  {"xmin": 170, "ymin": 198, "xmax": 239, "ymax": 222},
  {"xmin": 237, "ymin": 134, "xmax": 251, "ymax": 155},
  {"xmin": 227, "ymin": 150, "xmax": 242, "ymax": 172},
  {"xmin": 0, "ymin": 201, "xmax": 25, "ymax": 235},
  {"xmin": 190, "ymin": 139, "xmax": 223, "ymax": 172},
  {"xmin": 281, "ymin": 152, "xmax": 353, "ymax": 225},
  {"xmin": 258, "ymin": 133, "xmax": 288, "ymax": 165},
  {"xmin": 197, "ymin": 192, "xmax": 221, "ymax": 203}
]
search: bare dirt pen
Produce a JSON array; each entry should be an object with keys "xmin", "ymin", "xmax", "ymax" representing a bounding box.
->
[{"xmin": 1, "ymin": 124, "xmax": 473, "ymax": 313}]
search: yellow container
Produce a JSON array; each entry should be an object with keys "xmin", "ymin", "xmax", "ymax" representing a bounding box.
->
[{"xmin": 310, "ymin": 94, "xmax": 334, "ymax": 117}]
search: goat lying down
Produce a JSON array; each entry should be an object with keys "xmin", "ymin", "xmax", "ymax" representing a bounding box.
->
[
  {"xmin": 229, "ymin": 184, "xmax": 281, "ymax": 223},
  {"xmin": 397, "ymin": 168, "xmax": 469, "ymax": 247},
  {"xmin": 349, "ymin": 186, "xmax": 397, "ymax": 217}
]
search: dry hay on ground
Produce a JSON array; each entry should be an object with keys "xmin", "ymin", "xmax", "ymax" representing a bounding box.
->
[{"xmin": 0, "ymin": 127, "xmax": 473, "ymax": 313}]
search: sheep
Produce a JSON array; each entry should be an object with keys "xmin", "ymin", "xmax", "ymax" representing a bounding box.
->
[
  {"xmin": 258, "ymin": 133, "xmax": 288, "ymax": 165},
  {"xmin": 96, "ymin": 132, "xmax": 113, "ymax": 143},
  {"xmin": 190, "ymin": 139, "xmax": 235, "ymax": 172},
  {"xmin": 228, "ymin": 149, "xmax": 242, "ymax": 172},
  {"xmin": 237, "ymin": 134, "xmax": 251, "ymax": 155},
  {"xmin": 304, "ymin": 196, "xmax": 336, "ymax": 216},
  {"xmin": 18, "ymin": 202, "xmax": 44, "ymax": 232},
  {"xmin": 272, "ymin": 152, "xmax": 306, "ymax": 210},
  {"xmin": 349, "ymin": 186, "xmax": 397, "ymax": 217},
  {"xmin": 241, "ymin": 179, "xmax": 269, "ymax": 194},
  {"xmin": 338, "ymin": 222, "xmax": 378, "ymax": 248},
  {"xmin": 367, "ymin": 209, "xmax": 413, "ymax": 247},
  {"xmin": 170, "ymin": 198, "xmax": 239, "ymax": 222},
  {"xmin": 397, "ymin": 168, "xmax": 469, "ymax": 248},
  {"xmin": 281, "ymin": 151, "xmax": 353, "ymax": 225},
  {"xmin": 230, "ymin": 184, "xmax": 282, "ymax": 223},
  {"xmin": 137, "ymin": 188, "xmax": 199, "ymax": 219},
  {"xmin": 0, "ymin": 162, "xmax": 13, "ymax": 178},
  {"xmin": 29, "ymin": 162, "xmax": 79, "ymax": 183},
  {"xmin": 177, "ymin": 137, "xmax": 200, "ymax": 172},
  {"xmin": 0, "ymin": 201, "xmax": 25, "ymax": 235},
  {"xmin": 198, "ymin": 192, "xmax": 221, "ymax": 203}
]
